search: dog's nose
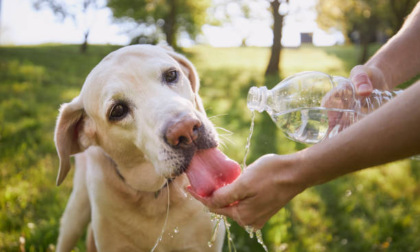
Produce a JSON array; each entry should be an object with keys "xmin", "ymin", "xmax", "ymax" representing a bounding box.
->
[{"xmin": 165, "ymin": 115, "xmax": 202, "ymax": 148}]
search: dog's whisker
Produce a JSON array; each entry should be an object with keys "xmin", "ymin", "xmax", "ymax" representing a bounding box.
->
[
  {"xmin": 208, "ymin": 114, "xmax": 228, "ymax": 120},
  {"xmin": 218, "ymin": 132, "xmax": 235, "ymax": 146},
  {"xmin": 215, "ymin": 126, "xmax": 233, "ymax": 136}
]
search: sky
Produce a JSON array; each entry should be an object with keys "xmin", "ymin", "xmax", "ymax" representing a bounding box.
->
[{"xmin": 0, "ymin": 0, "xmax": 344, "ymax": 47}]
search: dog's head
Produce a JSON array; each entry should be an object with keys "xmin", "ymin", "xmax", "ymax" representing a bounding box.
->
[{"xmin": 54, "ymin": 45, "xmax": 219, "ymax": 191}]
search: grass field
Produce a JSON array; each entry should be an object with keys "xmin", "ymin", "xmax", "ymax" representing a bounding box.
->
[{"xmin": 1, "ymin": 44, "xmax": 419, "ymax": 252}]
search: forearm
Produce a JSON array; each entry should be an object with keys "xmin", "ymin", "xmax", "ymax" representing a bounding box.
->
[
  {"xmin": 365, "ymin": 2, "xmax": 420, "ymax": 88},
  {"xmin": 295, "ymin": 80, "xmax": 420, "ymax": 187}
]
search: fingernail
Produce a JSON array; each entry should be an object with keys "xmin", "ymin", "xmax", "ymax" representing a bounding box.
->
[{"xmin": 357, "ymin": 83, "xmax": 371, "ymax": 94}]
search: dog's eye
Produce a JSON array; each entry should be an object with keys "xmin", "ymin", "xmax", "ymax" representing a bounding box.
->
[
  {"xmin": 163, "ymin": 69, "xmax": 179, "ymax": 84},
  {"xmin": 109, "ymin": 103, "xmax": 129, "ymax": 121}
]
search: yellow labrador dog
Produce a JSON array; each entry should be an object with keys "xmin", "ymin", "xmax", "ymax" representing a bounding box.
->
[{"xmin": 54, "ymin": 45, "xmax": 241, "ymax": 251}]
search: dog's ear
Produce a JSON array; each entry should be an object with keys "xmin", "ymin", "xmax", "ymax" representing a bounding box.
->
[
  {"xmin": 54, "ymin": 96, "xmax": 96, "ymax": 186},
  {"xmin": 165, "ymin": 49, "xmax": 206, "ymax": 114}
]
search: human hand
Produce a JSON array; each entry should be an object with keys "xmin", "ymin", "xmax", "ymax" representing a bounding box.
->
[
  {"xmin": 350, "ymin": 65, "xmax": 389, "ymax": 96},
  {"xmin": 321, "ymin": 65, "xmax": 390, "ymax": 139},
  {"xmin": 188, "ymin": 154, "xmax": 306, "ymax": 229}
]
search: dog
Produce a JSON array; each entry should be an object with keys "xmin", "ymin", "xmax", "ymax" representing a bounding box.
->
[{"xmin": 54, "ymin": 45, "xmax": 241, "ymax": 251}]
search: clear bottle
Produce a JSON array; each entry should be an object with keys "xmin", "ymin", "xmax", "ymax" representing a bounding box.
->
[{"xmin": 247, "ymin": 71, "xmax": 402, "ymax": 144}]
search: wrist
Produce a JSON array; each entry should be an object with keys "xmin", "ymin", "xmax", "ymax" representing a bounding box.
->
[{"xmin": 271, "ymin": 153, "xmax": 312, "ymax": 195}]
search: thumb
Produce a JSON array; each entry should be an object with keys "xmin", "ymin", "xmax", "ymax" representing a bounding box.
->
[
  {"xmin": 187, "ymin": 177, "xmax": 249, "ymax": 209},
  {"xmin": 350, "ymin": 65, "xmax": 373, "ymax": 97},
  {"xmin": 208, "ymin": 179, "xmax": 249, "ymax": 208}
]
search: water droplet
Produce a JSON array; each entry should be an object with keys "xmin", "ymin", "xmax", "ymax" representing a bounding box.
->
[
  {"xmin": 174, "ymin": 227, "xmax": 179, "ymax": 234},
  {"xmin": 345, "ymin": 189, "xmax": 352, "ymax": 197},
  {"xmin": 256, "ymin": 230, "xmax": 268, "ymax": 252},
  {"xmin": 208, "ymin": 241, "xmax": 213, "ymax": 248},
  {"xmin": 245, "ymin": 226, "xmax": 255, "ymax": 238}
]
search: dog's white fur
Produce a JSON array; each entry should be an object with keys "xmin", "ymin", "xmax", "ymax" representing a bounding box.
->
[{"xmin": 54, "ymin": 45, "xmax": 224, "ymax": 252}]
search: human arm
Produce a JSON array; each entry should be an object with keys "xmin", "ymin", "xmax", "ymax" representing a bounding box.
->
[
  {"xmin": 352, "ymin": 2, "xmax": 420, "ymax": 96},
  {"xmin": 190, "ymin": 80, "xmax": 420, "ymax": 229}
]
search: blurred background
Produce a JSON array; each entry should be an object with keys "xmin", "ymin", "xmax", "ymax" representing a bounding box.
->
[{"xmin": 1, "ymin": 0, "xmax": 420, "ymax": 251}]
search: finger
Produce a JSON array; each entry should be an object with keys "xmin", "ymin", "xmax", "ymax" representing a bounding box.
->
[
  {"xmin": 186, "ymin": 184, "xmax": 243, "ymax": 208},
  {"xmin": 208, "ymin": 179, "xmax": 249, "ymax": 208},
  {"xmin": 186, "ymin": 186, "xmax": 212, "ymax": 206},
  {"xmin": 350, "ymin": 65, "xmax": 373, "ymax": 96}
]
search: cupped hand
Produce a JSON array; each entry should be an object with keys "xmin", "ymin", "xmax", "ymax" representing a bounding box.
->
[{"xmin": 188, "ymin": 154, "xmax": 306, "ymax": 229}]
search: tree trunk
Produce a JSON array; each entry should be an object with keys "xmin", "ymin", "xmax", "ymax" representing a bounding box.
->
[
  {"xmin": 80, "ymin": 30, "xmax": 89, "ymax": 54},
  {"xmin": 357, "ymin": 15, "xmax": 377, "ymax": 64},
  {"xmin": 265, "ymin": 0, "xmax": 285, "ymax": 77},
  {"xmin": 359, "ymin": 37, "xmax": 369, "ymax": 64},
  {"xmin": 163, "ymin": 0, "xmax": 177, "ymax": 47}
]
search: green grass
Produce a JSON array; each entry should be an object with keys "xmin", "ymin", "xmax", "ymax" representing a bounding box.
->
[{"xmin": 1, "ymin": 44, "xmax": 419, "ymax": 252}]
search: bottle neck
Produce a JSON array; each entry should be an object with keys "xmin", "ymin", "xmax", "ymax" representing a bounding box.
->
[{"xmin": 247, "ymin": 86, "xmax": 269, "ymax": 112}]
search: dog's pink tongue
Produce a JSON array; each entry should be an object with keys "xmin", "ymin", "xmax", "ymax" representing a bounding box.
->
[{"xmin": 186, "ymin": 148, "xmax": 241, "ymax": 197}]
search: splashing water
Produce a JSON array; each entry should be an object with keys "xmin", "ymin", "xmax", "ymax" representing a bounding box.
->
[
  {"xmin": 206, "ymin": 111, "xmax": 268, "ymax": 252},
  {"xmin": 150, "ymin": 180, "xmax": 170, "ymax": 252},
  {"xmin": 208, "ymin": 214, "xmax": 222, "ymax": 248},
  {"xmin": 208, "ymin": 214, "xmax": 237, "ymax": 252},
  {"xmin": 245, "ymin": 226, "xmax": 268, "ymax": 252},
  {"xmin": 242, "ymin": 111, "xmax": 268, "ymax": 252}
]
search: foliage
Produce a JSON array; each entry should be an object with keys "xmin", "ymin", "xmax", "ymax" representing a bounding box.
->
[
  {"xmin": 1, "ymin": 44, "xmax": 420, "ymax": 252},
  {"xmin": 316, "ymin": 0, "xmax": 418, "ymax": 63},
  {"xmin": 317, "ymin": 0, "xmax": 417, "ymax": 38},
  {"xmin": 107, "ymin": 0, "xmax": 210, "ymax": 47}
]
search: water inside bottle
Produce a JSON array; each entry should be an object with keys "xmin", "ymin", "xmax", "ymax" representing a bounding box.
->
[{"xmin": 271, "ymin": 107, "xmax": 358, "ymax": 144}]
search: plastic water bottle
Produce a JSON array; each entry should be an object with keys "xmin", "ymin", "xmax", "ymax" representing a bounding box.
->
[{"xmin": 247, "ymin": 71, "xmax": 402, "ymax": 144}]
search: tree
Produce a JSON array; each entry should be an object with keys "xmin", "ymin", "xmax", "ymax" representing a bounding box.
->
[
  {"xmin": 317, "ymin": 0, "xmax": 417, "ymax": 63},
  {"xmin": 107, "ymin": 0, "xmax": 210, "ymax": 47},
  {"xmin": 265, "ymin": 0, "xmax": 289, "ymax": 77},
  {"xmin": 32, "ymin": 0, "xmax": 103, "ymax": 53},
  {"xmin": 386, "ymin": 0, "xmax": 418, "ymax": 35}
]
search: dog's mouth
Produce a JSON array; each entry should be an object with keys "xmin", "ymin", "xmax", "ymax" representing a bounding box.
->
[
  {"xmin": 185, "ymin": 148, "xmax": 241, "ymax": 197},
  {"xmin": 165, "ymin": 124, "xmax": 241, "ymax": 197}
]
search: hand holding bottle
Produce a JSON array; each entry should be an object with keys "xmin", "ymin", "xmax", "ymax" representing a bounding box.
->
[
  {"xmin": 321, "ymin": 65, "xmax": 392, "ymax": 137},
  {"xmin": 350, "ymin": 65, "xmax": 390, "ymax": 97},
  {"xmin": 247, "ymin": 71, "xmax": 400, "ymax": 144}
]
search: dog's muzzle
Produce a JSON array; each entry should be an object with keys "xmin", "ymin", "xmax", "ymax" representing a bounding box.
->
[{"xmin": 163, "ymin": 114, "xmax": 218, "ymax": 176}]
